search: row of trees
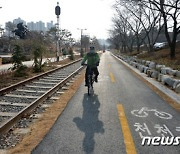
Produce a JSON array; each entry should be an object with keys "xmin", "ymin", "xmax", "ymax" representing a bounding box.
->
[
  {"xmin": 109, "ymin": 0, "xmax": 180, "ymax": 59},
  {"xmin": 2, "ymin": 21, "xmax": 101, "ymax": 54},
  {"xmin": 0, "ymin": 22, "xmax": 102, "ymax": 77}
]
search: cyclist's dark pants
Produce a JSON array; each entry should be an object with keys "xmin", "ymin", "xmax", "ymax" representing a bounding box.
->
[{"xmin": 85, "ymin": 66, "xmax": 99, "ymax": 85}]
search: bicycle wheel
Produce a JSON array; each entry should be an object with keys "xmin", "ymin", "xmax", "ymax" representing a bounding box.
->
[
  {"xmin": 87, "ymin": 75, "xmax": 91, "ymax": 96},
  {"xmin": 88, "ymin": 85, "xmax": 90, "ymax": 95},
  {"xmin": 154, "ymin": 111, "xmax": 173, "ymax": 119},
  {"xmin": 131, "ymin": 110, "xmax": 148, "ymax": 117}
]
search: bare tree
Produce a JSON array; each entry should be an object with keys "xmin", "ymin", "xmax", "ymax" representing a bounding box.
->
[
  {"xmin": 113, "ymin": 6, "xmax": 144, "ymax": 52},
  {"xmin": 108, "ymin": 29, "xmax": 122, "ymax": 51},
  {"xmin": 146, "ymin": 0, "xmax": 180, "ymax": 58},
  {"xmin": 114, "ymin": 0, "xmax": 163, "ymax": 52},
  {"xmin": 82, "ymin": 35, "xmax": 90, "ymax": 53},
  {"xmin": 5, "ymin": 22, "xmax": 16, "ymax": 38}
]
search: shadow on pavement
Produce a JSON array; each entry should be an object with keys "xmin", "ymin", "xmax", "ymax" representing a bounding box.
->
[{"xmin": 73, "ymin": 93, "xmax": 104, "ymax": 153}]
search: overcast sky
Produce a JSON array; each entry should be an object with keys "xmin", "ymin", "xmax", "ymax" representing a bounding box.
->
[{"xmin": 0, "ymin": 0, "xmax": 115, "ymax": 40}]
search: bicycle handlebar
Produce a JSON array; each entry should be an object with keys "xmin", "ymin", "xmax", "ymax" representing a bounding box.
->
[{"xmin": 81, "ymin": 63, "xmax": 88, "ymax": 66}]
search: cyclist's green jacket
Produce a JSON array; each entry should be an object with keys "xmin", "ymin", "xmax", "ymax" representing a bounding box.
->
[{"xmin": 81, "ymin": 52, "xmax": 100, "ymax": 68}]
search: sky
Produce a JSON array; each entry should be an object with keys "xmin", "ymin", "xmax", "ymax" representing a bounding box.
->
[{"xmin": 0, "ymin": 0, "xmax": 116, "ymax": 40}]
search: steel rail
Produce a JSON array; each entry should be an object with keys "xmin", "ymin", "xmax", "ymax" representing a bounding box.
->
[
  {"xmin": 0, "ymin": 60, "xmax": 84, "ymax": 134},
  {"xmin": 0, "ymin": 66, "xmax": 84, "ymax": 134}
]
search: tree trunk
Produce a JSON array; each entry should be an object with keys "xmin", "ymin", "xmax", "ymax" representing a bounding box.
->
[
  {"xmin": 149, "ymin": 44, "xmax": 154, "ymax": 52},
  {"xmin": 170, "ymin": 42, "xmax": 176, "ymax": 59},
  {"xmin": 136, "ymin": 36, "xmax": 140, "ymax": 52}
]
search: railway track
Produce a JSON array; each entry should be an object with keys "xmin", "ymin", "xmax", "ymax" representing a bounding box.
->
[{"xmin": 0, "ymin": 59, "xmax": 83, "ymax": 134}]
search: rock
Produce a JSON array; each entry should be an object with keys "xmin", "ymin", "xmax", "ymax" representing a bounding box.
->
[
  {"xmin": 144, "ymin": 67, "xmax": 149, "ymax": 74},
  {"xmin": 175, "ymin": 71, "xmax": 180, "ymax": 78},
  {"xmin": 151, "ymin": 71, "xmax": 159, "ymax": 79},
  {"xmin": 166, "ymin": 67, "xmax": 173, "ymax": 75},
  {"xmin": 142, "ymin": 51, "xmax": 148, "ymax": 54},
  {"xmin": 130, "ymin": 61, "xmax": 133, "ymax": 66},
  {"xmin": 173, "ymin": 80, "xmax": 180, "ymax": 89},
  {"xmin": 139, "ymin": 65, "xmax": 144, "ymax": 73},
  {"xmin": 175, "ymin": 83, "xmax": 180, "ymax": 93},
  {"xmin": 158, "ymin": 74, "xmax": 163, "ymax": 82},
  {"xmin": 136, "ymin": 63, "xmax": 140, "ymax": 69},
  {"xmin": 147, "ymin": 70, "xmax": 153, "ymax": 77},
  {"xmin": 149, "ymin": 62, "xmax": 156, "ymax": 69},
  {"xmin": 164, "ymin": 77, "xmax": 176, "ymax": 88},
  {"xmin": 133, "ymin": 62, "xmax": 138, "ymax": 68},
  {"xmin": 142, "ymin": 60, "xmax": 146, "ymax": 65},
  {"xmin": 136, "ymin": 59, "xmax": 141, "ymax": 63},
  {"xmin": 156, "ymin": 64, "xmax": 165, "ymax": 69},
  {"xmin": 161, "ymin": 75, "xmax": 170, "ymax": 84},
  {"xmin": 168, "ymin": 70, "xmax": 177, "ymax": 76},
  {"xmin": 161, "ymin": 67, "xmax": 171, "ymax": 75},
  {"xmin": 145, "ymin": 61, "xmax": 151, "ymax": 67},
  {"xmin": 156, "ymin": 64, "xmax": 165, "ymax": 72},
  {"xmin": 135, "ymin": 63, "xmax": 139, "ymax": 68}
]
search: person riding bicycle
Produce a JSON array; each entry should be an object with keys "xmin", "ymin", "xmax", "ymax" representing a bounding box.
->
[{"xmin": 81, "ymin": 46, "xmax": 100, "ymax": 86}]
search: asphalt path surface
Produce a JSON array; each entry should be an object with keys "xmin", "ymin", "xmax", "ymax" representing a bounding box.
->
[
  {"xmin": 0, "ymin": 56, "xmax": 67, "ymax": 72},
  {"xmin": 32, "ymin": 52, "xmax": 180, "ymax": 154}
]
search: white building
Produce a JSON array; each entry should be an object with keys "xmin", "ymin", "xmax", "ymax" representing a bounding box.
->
[
  {"xmin": 47, "ymin": 21, "xmax": 54, "ymax": 30},
  {"xmin": 36, "ymin": 21, "xmax": 46, "ymax": 32},
  {"xmin": 5, "ymin": 18, "xmax": 54, "ymax": 34},
  {"xmin": 13, "ymin": 17, "xmax": 26, "ymax": 25},
  {"xmin": 27, "ymin": 22, "xmax": 35, "ymax": 31}
]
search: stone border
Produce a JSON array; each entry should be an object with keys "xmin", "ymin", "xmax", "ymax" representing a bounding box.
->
[
  {"xmin": 114, "ymin": 54, "xmax": 180, "ymax": 93},
  {"xmin": 112, "ymin": 54, "xmax": 180, "ymax": 105}
]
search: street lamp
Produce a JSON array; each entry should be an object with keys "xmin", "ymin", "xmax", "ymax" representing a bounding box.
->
[
  {"xmin": 77, "ymin": 28, "xmax": 86, "ymax": 57},
  {"xmin": 55, "ymin": 2, "xmax": 61, "ymax": 62}
]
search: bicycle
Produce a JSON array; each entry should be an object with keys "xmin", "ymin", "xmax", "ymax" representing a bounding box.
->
[{"xmin": 83, "ymin": 64, "xmax": 96, "ymax": 96}]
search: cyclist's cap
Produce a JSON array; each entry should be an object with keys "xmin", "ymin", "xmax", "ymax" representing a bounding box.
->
[{"xmin": 90, "ymin": 46, "xmax": 95, "ymax": 50}]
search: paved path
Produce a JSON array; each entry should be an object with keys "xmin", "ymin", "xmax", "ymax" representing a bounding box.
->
[
  {"xmin": 0, "ymin": 57, "xmax": 66, "ymax": 72},
  {"xmin": 32, "ymin": 52, "xmax": 180, "ymax": 154}
]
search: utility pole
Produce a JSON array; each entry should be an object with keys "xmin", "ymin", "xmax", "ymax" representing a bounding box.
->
[
  {"xmin": 77, "ymin": 28, "xmax": 86, "ymax": 57},
  {"xmin": 55, "ymin": 2, "xmax": 61, "ymax": 62},
  {"xmin": 0, "ymin": 7, "xmax": 3, "ymax": 37}
]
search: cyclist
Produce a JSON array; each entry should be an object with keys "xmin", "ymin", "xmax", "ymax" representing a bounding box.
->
[{"xmin": 81, "ymin": 46, "xmax": 100, "ymax": 86}]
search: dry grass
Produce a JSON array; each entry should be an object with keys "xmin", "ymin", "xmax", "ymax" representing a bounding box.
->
[
  {"xmin": 137, "ymin": 48, "xmax": 180, "ymax": 70},
  {"xmin": 125, "ymin": 43, "xmax": 180, "ymax": 70}
]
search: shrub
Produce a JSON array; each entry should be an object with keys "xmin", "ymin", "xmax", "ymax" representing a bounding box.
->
[
  {"xmin": 68, "ymin": 48, "xmax": 74, "ymax": 60},
  {"xmin": 33, "ymin": 44, "xmax": 46, "ymax": 73},
  {"xmin": 11, "ymin": 45, "xmax": 27, "ymax": 77}
]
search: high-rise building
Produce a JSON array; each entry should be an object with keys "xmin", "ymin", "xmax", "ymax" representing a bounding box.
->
[
  {"xmin": 27, "ymin": 22, "xmax": 36, "ymax": 31},
  {"xmin": 47, "ymin": 21, "xmax": 54, "ymax": 30},
  {"xmin": 13, "ymin": 17, "xmax": 26, "ymax": 25},
  {"xmin": 36, "ymin": 21, "xmax": 46, "ymax": 32},
  {"xmin": 5, "ymin": 18, "xmax": 54, "ymax": 34}
]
